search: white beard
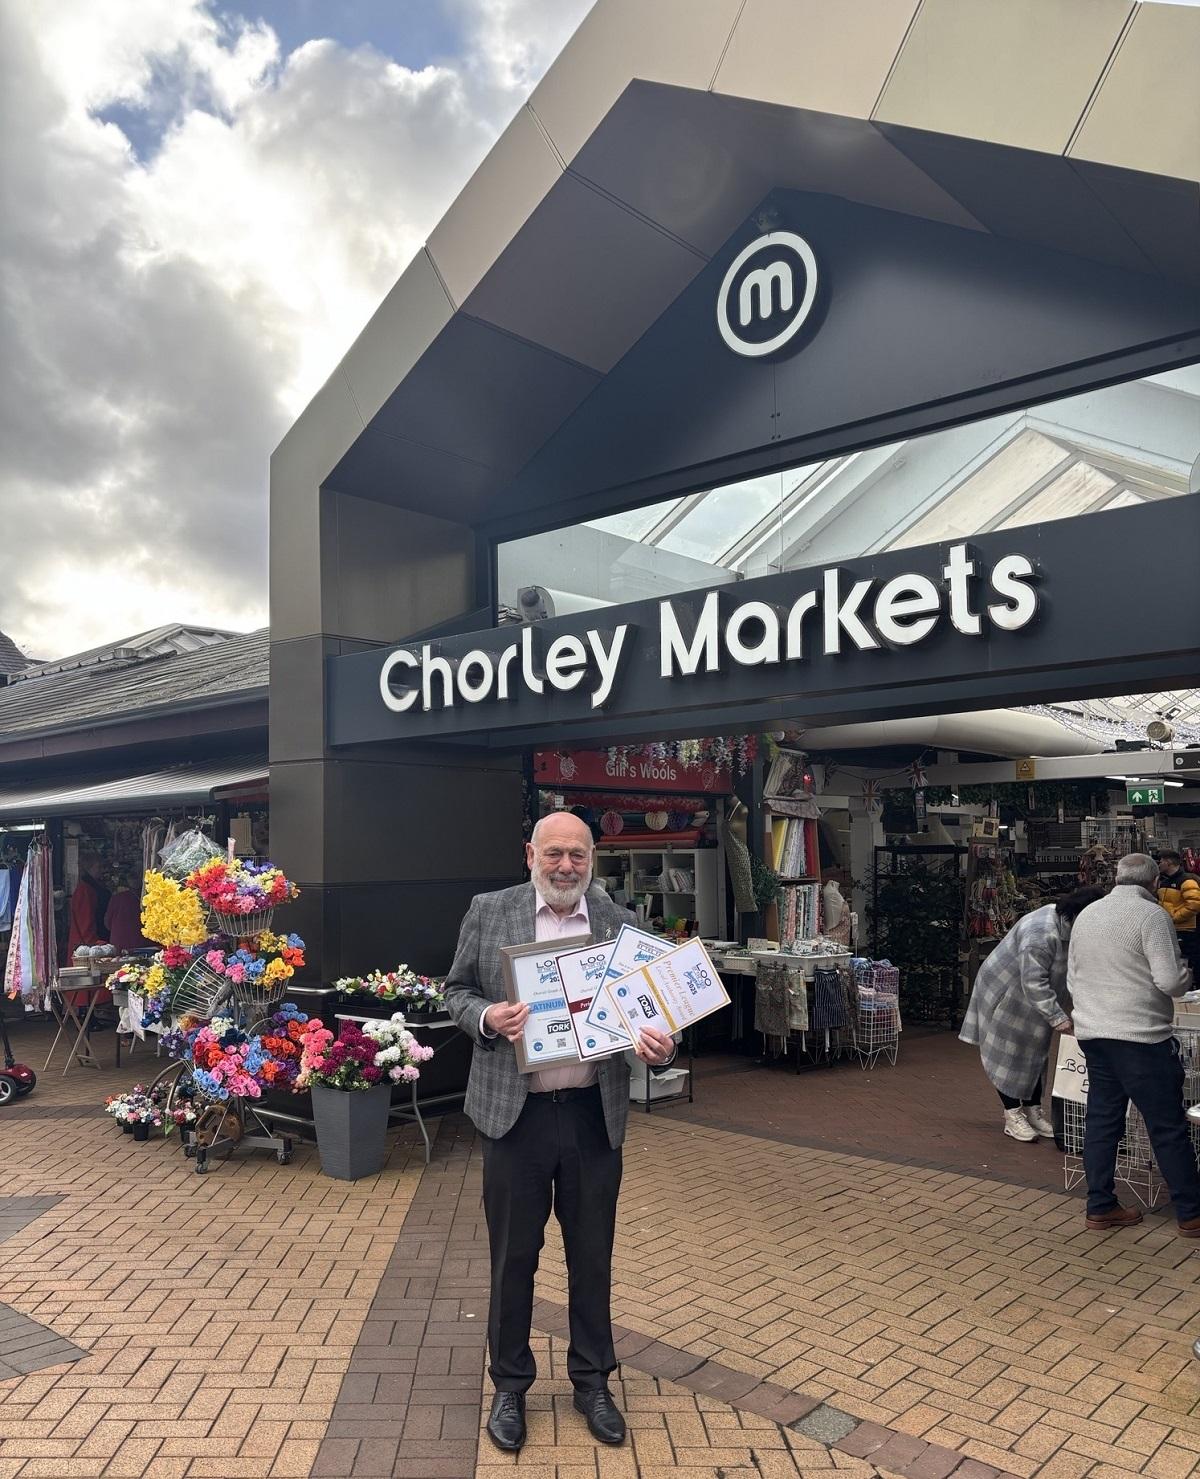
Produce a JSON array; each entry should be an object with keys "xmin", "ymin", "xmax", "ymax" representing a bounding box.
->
[{"xmin": 535, "ymin": 866, "xmax": 592, "ymax": 911}]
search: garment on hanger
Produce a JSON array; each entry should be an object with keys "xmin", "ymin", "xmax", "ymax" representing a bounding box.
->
[
  {"xmin": 811, "ymin": 966, "xmax": 849, "ymax": 1030},
  {"xmin": 0, "ymin": 867, "xmax": 12, "ymax": 932},
  {"xmin": 3, "ymin": 837, "xmax": 56, "ymax": 1002},
  {"xmin": 754, "ymin": 959, "xmax": 790, "ymax": 1042}
]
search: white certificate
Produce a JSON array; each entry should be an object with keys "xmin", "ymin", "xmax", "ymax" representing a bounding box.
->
[
  {"xmin": 554, "ymin": 940, "xmax": 632, "ymax": 1060},
  {"xmin": 500, "ymin": 935, "xmax": 589, "ymax": 1074},
  {"xmin": 585, "ymin": 924, "xmax": 675, "ymax": 1036},
  {"xmin": 603, "ymin": 937, "xmax": 730, "ymax": 1037}
]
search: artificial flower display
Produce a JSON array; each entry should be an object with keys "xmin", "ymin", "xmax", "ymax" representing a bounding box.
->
[
  {"xmin": 362, "ymin": 1014, "xmax": 436, "ymax": 1084},
  {"xmin": 103, "ymin": 1084, "xmax": 165, "ymax": 1128},
  {"xmin": 298, "ymin": 1012, "xmax": 434, "ymax": 1091},
  {"xmin": 104, "ymin": 962, "xmax": 150, "ymax": 993},
  {"xmin": 140, "ymin": 871, "xmax": 208, "ymax": 947},
  {"xmin": 202, "ymin": 932, "xmax": 305, "ymax": 985},
  {"xmin": 164, "ymin": 1004, "xmax": 316, "ymax": 1099},
  {"xmin": 186, "ymin": 858, "xmax": 300, "ymax": 915},
  {"xmin": 333, "ymin": 965, "xmax": 444, "ymax": 1011}
]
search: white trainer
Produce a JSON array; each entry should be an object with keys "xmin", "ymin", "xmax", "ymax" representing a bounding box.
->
[
  {"xmin": 1023, "ymin": 1106, "xmax": 1055, "ymax": 1138},
  {"xmin": 1004, "ymin": 1107, "xmax": 1039, "ymax": 1142},
  {"xmin": 1187, "ymin": 1103, "xmax": 1200, "ymax": 1126}
]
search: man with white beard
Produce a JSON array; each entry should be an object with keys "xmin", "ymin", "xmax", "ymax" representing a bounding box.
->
[{"xmin": 443, "ymin": 811, "xmax": 676, "ymax": 1452}]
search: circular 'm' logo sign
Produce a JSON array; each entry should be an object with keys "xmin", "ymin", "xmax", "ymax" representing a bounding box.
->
[{"xmin": 717, "ymin": 231, "xmax": 818, "ymax": 359}]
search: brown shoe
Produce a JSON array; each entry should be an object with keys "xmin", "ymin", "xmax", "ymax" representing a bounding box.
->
[
  {"xmin": 1086, "ymin": 1205, "xmax": 1143, "ymax": 1231},
  {"xmin": 1178, "ymin": 1216, "xmax": 1200, "ymax": 1239}
]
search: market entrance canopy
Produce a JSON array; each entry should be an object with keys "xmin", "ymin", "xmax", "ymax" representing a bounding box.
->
[
  {"xmin": 273, "ymin": 0, "xmax": 1198, "ymax": 618},
  {"xmin": 269, "ymin": 0, "xmax": 1200, "ymax": 979}
]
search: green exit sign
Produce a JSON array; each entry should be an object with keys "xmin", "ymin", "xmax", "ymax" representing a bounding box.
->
[{"xmin": 1127, "ymin": 784, "xmax": 1165, "ymax": 806}]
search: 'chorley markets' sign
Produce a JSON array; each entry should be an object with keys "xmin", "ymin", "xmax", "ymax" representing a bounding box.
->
[{"xmin": 377, "ymin": 544, "xmax": 1039, "ymax": 717}]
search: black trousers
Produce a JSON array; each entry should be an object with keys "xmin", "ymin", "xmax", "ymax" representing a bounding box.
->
[
  {"xmin": 481, "ymin": 1085, "xmax": 622, "ymax": 1393},
  {"xmin": 1080, "ymin": 1037, "xmax": 1200, "ymax": 1221},
  {"xmin": 998, "ymin": 1075, "xmax": 1044, "ymax": 1111}
]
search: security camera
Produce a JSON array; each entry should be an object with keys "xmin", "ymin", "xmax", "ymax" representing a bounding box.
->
[
  {"xmin": 517, "ymin": 586, "xmax": 552, "ymax": 622},
  {"xmin": 516, "ymin": 586, "xmax": 613, "ymax": 622},
  {"xmin": 752, "ymin": 206, "xmax": 781, "ymax": 235},
  {"xmin": 1147, "ymin": 718, "xmax": 1174, "ymax": 744}
]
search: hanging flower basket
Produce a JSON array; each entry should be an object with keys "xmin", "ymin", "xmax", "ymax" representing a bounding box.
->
[
  {"xmin": 212, "ymin": 907, "xmax": 275, "ymax": 939},
  {"xmin": 231, "ymin": 979, "xmax": 286, "ymax": 1024}
]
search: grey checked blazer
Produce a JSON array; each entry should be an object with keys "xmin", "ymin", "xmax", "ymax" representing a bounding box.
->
[{"xmin": 443, "ymin": 882, "xmax": 637, "ymax": 1149}]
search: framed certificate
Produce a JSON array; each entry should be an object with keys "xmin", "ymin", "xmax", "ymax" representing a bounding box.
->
[
  {"xmin": 603, "ymin": 937, "xmax": 730, "ymax": 1038},
  {"xmin": 500, "ymin": 935, "xmax": 590, "ymax": 1074},
  {"xmin": 554, "ymin": 939, "xmax": 632, "ymax": 1061}
]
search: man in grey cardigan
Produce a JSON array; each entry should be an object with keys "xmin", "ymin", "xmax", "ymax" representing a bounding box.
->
[
  {"xmin": 1067, "ymin": 853, "xmax": 1198, "ymax": 1235},
  {"xmin": 443, "ymin": 811, "xmax": 676, "ymax": 1453}
]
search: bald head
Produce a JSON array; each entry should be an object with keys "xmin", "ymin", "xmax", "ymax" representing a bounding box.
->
[
  {"xmin": 531, "ymin": 812, "xmax": 593, "ymax": 850},
  {"xmin": 528, "ymin": 812, "xmax": 594, "ymax": 914}
]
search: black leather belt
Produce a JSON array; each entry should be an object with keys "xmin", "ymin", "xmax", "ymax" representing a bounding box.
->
[{"xmin": 526, "ymin": 1085, "xmax": 600, "ymax": 1102}]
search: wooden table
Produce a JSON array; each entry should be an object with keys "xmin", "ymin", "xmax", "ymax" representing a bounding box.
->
[{"xmin": 43, "ymin": 978, "xmax": 115, "ymax": 1075}]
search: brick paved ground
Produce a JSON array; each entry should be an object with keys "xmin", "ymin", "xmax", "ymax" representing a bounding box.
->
[
  {"xmin": 655, "ymin": 1029, "xmax": 1071, "ymax": 1193},
  {"xmin": 1, "ymin": 1015, "xmax": 1198, "ymax": 1479}
]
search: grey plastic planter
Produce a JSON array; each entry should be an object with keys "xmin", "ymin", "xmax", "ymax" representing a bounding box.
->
[{"xmin": 309, "ymin": 1083, "xmax": 392, "ymax": 1180}]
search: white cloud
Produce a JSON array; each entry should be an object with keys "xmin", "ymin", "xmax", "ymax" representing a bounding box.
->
[{"xmin": 0, "ymin": 0, "xmax": 592, "ymax": 659}]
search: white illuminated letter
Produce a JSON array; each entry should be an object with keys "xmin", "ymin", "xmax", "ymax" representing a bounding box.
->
[
  {"xmin": 874, "ymin": 574, "xmax": 941, "ymax": 647},
  {"xmin": 457, "ymin": 650, "xmax": 495, "ymax": 704},
  {"xmin": 379, "ymin": 650, "xmax": 418, "ymax": 713},
  {"xmin": 987, "ymin": 554, "xmax": 1039, "ymax": 633},
  {"xmin": 545, "ymin": 634, "xmax": 588, "ymax": 692},
  {"xmin": 785, "ymin": 591, "xmax": 819, "ymax": 660},
  {"xmin": 421, "ymin": 648, "xmax": 455, "ymax": 711},
  {"xmin": 660, "ymin": 592, "xmax": 720, "ymax": 677},
  {"xmin": 586, "ymin": 625, "xmax": 629, "ymax": 709},
  {"xmin": 725, "ymin": 601, "xmax": 780, "ymax": 666},
  {"xmin": 943, "ymin": 544, "xmax": 982, "ymax": 636},
  {"xmin": 822, "ymin": 569, "xmax": 879, "ymax": 655}
]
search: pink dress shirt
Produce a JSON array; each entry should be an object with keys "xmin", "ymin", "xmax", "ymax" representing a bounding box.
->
[{"xmin": 482, "ymin": 889, "xmax": 599, "ymax": 1092}]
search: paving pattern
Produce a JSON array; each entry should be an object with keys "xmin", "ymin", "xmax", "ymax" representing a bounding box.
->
[{"xmin": 0, "ymin": 1016, "xmax": 1198, "ymax": 1479}]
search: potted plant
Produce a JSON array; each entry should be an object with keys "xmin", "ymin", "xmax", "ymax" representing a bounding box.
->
[
  {"xmin": 121, "ymin": 1088, "xmax": 164, "ymax": 1141},
  {"xmin": 298, "ymin": 1014, "xmax": 434, "ymax": 1180},
  {"xmin": 104, "ymin": 1092, "xmax": 133, "ymax": 1132}
]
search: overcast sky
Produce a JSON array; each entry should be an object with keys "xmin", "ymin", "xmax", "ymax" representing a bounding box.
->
[{"xmin": 1, "ymin": 0, "xmax": 593, "ymax": 661}]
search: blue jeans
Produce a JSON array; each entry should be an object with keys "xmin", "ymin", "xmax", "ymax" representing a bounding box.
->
[{"xmin": 1080, "ymin": 1037, "xmax": 1200, "ymax": 1221}]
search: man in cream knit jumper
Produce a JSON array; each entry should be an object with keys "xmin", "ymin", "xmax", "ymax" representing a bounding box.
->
[{"xmin": 1068, "ymin": 854, "xmax": 1199, "ymax": 1235}]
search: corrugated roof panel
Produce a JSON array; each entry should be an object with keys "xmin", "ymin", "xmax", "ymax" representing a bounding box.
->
[
  {"xmin": 0, "ymin": 758, "xmax": 268, "ymax": 822},
  {"xmin": 0, "ymin": 629, "xmax": 268, "ymax": 739}
]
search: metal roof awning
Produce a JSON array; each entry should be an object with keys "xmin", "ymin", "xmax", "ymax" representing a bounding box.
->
[{"xmin": 0, "ymin": 758, "xmax": 268, "ymax": 823}]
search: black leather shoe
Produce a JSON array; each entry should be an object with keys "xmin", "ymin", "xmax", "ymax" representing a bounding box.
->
[
  {"xmin": 573, "ymin": 1386, "xmax": 626, "ymax": 1445},
  {"xmin": 486, "ymin": 1391, "xmax": 526, "ymax": 1451}
]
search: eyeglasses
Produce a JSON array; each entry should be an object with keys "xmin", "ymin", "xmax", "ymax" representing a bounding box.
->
[{"xmin": 538, "ymin": 848, "xmax": 591, "ymax": 866}]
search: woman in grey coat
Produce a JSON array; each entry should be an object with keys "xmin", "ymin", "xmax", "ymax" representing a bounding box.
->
[{"xmin": 960, "ymin": 887, "xmax": 1103, "ymax": 1141}]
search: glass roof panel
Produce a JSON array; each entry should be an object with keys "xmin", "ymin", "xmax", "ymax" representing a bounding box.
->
[
  {"xmin": 654, "ymin": 475, "xmax": 784, "ymax": 563},
  {"xmin": 888, "ymin": 430, "xmax": 1069, "ymax": 549},
  {"xmin": 995, "ymin": 460, "xmax": 1116, "ymax": 529},
  {"xmin": 587, "ymin": 498, "xmax": 683, "ymax": 541}
]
